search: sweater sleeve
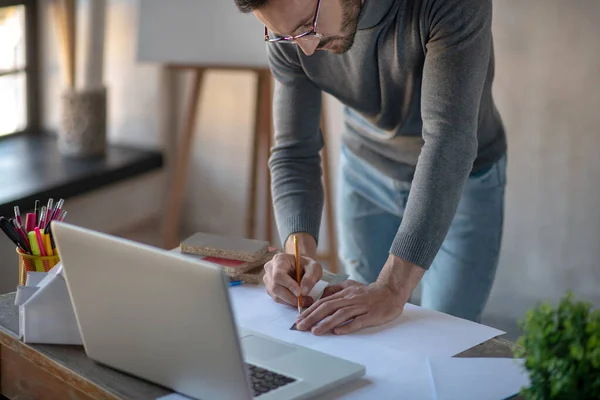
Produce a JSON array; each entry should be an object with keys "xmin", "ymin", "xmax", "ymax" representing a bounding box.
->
[
  {"xmin": 389, "ymin": 0, "xmax": 493, "ymax": 268},
  {"xmin": 266, "ymin": 45, "xmax": 325, "ymax": 247}
]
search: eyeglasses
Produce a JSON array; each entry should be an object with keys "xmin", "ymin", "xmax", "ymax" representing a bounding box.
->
[{"xmin": 264, "ymin": 0, "xmax": 323, "ymax": 44}]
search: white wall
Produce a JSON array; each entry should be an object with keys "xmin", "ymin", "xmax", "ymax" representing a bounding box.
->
[{"xmin": 486, "ymin": 0, "xmax": 600, "ymax": 318}]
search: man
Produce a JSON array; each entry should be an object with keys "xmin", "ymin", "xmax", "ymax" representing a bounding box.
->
[{"xmin": 233, "ymin": 0, "xmax": 507, "ymax": 335}]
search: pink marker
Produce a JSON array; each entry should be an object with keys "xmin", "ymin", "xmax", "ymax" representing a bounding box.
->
[
  {"xmin": 25, "ymin": 213, "xmax": 36, "ymax": 233},
  {"xmin": 34, "ymin": 227, "xmax": 47, "ymax": 257}
]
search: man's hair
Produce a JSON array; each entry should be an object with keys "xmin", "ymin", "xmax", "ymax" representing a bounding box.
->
[{"xmin": 234, "ymin": 0, "xmax": 269, "ymax": 13}]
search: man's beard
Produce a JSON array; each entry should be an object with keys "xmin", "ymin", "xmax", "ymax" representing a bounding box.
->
[{"xmin": 318, "ymin": 0, "xmax": 361, "ymax": 54}]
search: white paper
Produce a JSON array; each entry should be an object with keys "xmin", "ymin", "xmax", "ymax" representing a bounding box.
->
[
  {"xmin": 428, "ymin": 358, "xmax": 530, "ymax": 400},
  {"xmin": 312, "ymin": 344, "xmax": 435, "ymax": 400},
  {"xmin": 229, "ymin": 285, "xmax": 504, "ymax": 358},
  {"xmin": 158, "ymin": 348, "xmax": 435, "ymax": 400}
]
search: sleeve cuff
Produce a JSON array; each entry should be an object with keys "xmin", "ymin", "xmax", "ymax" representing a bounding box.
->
[
  {"xmin": 389, "ymin": 231, "xmax": 440, "ymax": 270},
  {"xmin": 277, "ymin": 214, "xmax": 322, "ymax": 248}
]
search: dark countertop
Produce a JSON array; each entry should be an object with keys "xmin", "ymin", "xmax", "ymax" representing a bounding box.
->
[{"xmin": 0, "ymin": 134, "xmax": 163, "ymax": 217}]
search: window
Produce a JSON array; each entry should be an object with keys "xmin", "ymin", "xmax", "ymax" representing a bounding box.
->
[{"xmin": 0, "ymin": 0, "xmax": 38, "ymax": 137}]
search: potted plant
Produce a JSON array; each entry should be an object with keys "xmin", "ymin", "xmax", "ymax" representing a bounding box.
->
[{"xmin": 515, "ymin": 292, "xmax": 600, "ymax": 399}]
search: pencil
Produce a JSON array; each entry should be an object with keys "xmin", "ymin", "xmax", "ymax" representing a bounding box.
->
[{"xmin": 293, "ymin": 235, "xmax": 302, "ymax": 313}]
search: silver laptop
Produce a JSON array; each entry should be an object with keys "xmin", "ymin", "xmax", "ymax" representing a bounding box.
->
[{"xmin": 51, "ymin": 222, "xmax": 365, "ymax": 400}]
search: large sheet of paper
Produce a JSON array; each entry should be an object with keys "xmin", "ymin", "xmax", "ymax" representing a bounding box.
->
[
  {"xmin": 229, "ymin": 284, "xmax": 504, "ymax": 358},
  {"xmin": 427, "ymin": 357, "xmax": 530, "ymax": 400},
  {"xmin": 157, "ymin": 284, "xmax": 506, "ymax": 400}
]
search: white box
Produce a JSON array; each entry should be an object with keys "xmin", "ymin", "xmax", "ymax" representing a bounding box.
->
[{"xmin": 14, "ymin": 263, "xmax": 83, "ymax": 345}]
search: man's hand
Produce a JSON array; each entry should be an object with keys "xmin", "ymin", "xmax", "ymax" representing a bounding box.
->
[
  {"xmin": 263, "ymin": 232, "xmax": 322, "ymax": 308},
  {"xmin": 294, "ymin": 254, "xmax": 425, "ymax": 335}
]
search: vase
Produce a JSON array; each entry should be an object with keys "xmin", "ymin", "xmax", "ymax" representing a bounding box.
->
[{"xmin": 58, "ymin": 87, "xmax": 107, "ymax": 158}]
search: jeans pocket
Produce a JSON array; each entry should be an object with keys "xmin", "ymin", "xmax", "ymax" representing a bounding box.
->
[{"xmin": 467, "ymin": 154, "xmax": 506, "ymax": 189}]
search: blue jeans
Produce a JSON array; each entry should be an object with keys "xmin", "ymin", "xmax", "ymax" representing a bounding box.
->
[{"xmin": 336, "ymin": 145, "xmax": 506, "ymax": 322}]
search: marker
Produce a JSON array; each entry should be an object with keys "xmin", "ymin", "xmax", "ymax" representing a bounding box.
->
[
  {"xmin": 34, "ymin": 227, "xmax": 47, "ymax": 257},
  {"xmin": 43, "ymin": 233, "xmax": 53, "ymax": 256},
  {"xmin": 25, "ymin": 213, "xmax": 36, "ymax": 233},
  {"xmin": 59, "ymin": 210, "xmax": 68, "ymax": 221},
  {"xmin": 27, "ymin": 230, "xmax": 45, "ymax": 271}
]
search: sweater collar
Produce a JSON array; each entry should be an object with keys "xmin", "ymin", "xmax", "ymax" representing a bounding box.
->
[{"xmin": 357, "ymin": 0, "xmax": 396, "ymax": 30}]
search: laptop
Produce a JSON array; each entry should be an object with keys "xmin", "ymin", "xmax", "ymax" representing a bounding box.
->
[{"xmin": 51, "ymin": 222, "xmax": 365, "ymax": 400}]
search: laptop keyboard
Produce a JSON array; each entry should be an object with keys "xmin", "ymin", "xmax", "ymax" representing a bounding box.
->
[{"xmin": 247, "ymin": 363, "xmax": 296, "ymax": 397}]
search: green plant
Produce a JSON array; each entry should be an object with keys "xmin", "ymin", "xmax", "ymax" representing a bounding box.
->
[{"xmin": 514, "ymin": 292, "xmax": 600, "ymax": 399}]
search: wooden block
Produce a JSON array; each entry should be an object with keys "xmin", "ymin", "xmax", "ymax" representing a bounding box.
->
[
  {"xmin": 180, "ymin": 232, "xmax": 269, "ymax": 262},
  {"xmin": 205, "ymin": 249, "xmax": 276, "ymax": 278},
  {"xmin": 238, "ymin": 266, "xmax": 266, "ymax": 285}
]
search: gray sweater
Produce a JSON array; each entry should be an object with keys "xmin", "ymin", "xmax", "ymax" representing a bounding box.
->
[{"xmin": 267, "ymin": 0, "xmax": 506, "ymax": 269}]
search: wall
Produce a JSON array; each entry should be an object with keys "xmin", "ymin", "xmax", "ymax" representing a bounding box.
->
[{"xmin": 486, "ymin": 0, "xmax": 600, "ymax": 320}]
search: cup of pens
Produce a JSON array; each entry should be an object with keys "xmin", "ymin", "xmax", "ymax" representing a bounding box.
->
[{"xmin": 0, "ymin": 198, "xmax": 68, "ymax": 286}]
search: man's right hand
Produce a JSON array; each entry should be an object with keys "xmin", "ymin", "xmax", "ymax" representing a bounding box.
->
[{"xmin": 263, "ymin": 233, "xmax": 323, "ymax": 308}]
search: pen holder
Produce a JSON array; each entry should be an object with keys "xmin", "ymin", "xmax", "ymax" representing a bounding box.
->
[{"xmin": 17, "ymin": 248, "xmax": 60, "ymax": 286}]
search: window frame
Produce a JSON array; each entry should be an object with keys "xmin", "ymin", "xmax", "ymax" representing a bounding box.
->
[{"xmin": 0, "ymin": 0, "xmax": 40, "ymax": 139}]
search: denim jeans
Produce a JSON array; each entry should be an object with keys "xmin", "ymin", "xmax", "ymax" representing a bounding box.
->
[{"xmin": 336, "ymin": 145, "xmax": 507, "ymax": 323}]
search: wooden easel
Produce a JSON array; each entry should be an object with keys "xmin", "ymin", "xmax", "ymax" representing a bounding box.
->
[{"xmin": 161, "ymin": 65, "xmax": 338, "ymax": 273}]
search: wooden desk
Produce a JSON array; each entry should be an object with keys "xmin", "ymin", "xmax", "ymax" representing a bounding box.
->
[{"xmin": 0, "ymin": 293, "xmax": 522, "ymax": 400}]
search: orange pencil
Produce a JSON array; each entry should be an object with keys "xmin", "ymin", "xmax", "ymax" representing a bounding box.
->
[{"xmin": 293, "ymin": 235, "xmax": 302, "ymax": 313}]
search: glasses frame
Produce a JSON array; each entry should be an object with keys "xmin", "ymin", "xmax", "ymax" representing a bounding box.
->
[{"xmin": 264, "ymin": 0, "xmax": 323, "ymax": 43}]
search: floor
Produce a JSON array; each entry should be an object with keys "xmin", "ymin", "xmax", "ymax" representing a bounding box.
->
[{"xmin": 117, "ymin": 222, "xmax": 522, "ymax": 342}]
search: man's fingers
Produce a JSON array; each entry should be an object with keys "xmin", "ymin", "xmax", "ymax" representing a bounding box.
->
[
  {"xmin": 300, "ymin": 258, "xmax": 322, "ymax": 296},
  {"xmin": 296, "ymin": 297, "xmax": 354, "ymax": 331},
  {"xmin": 302, "ymin": 296, "xmax": 314, "ymax": 308},
  {"xmin": 273, "ymin": 268, "xmax": 301, "ymax": 296},
  {"xmin": 312, "ymin": 306, "xmax": 365, "ymax": 336},
  {"xmin": 333, "ymin": 315, "xmax": 368, "ymax": 335},
  {"xmin": 299, "ymin": 288, "xmax": 348, "ymax": 319},
  {"xmin": 271, "ymin": 284, "xmax": 298, "ymax": 306}
]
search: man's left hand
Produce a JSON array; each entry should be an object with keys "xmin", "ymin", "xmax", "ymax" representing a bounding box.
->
[{"xmin": 294, "ymin": 280, "xmax": 407, "ymax": 335}]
